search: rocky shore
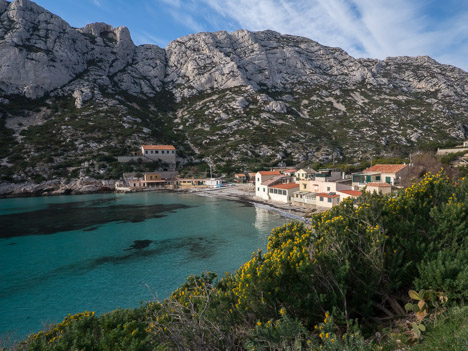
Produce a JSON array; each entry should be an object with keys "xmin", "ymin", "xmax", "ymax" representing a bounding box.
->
[{"xmin": 0, "ymin": 178, "xmax": 116, "ymax": 198}]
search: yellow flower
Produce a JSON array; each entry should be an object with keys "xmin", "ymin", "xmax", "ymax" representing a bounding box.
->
[{"xmin": 257, "ymin": 321, "xmax": 262, "ymax": 326}]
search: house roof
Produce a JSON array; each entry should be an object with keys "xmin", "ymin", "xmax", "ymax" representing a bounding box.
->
[
  {"xmin": 316, "ymin": 192, "xmax": 340, "ymax": 198},
  {"xmin": 363, "ymin": 164, "xmax": 407, "ymax": 174},
  {"xmin": 282, "ymin": 168, "xmax": 297, "ymax": 173},
  {"xmin": 262, "ymin": 176, "xmax": 287, "ymax": 186},
  {"xmin": 367, "ymin": 182, "xmax": 392, "ymax": 187},
  {"xmin": 235, "ymin": 173, "xmax": 246, "ymax": 177},
  {"xmin": 270, "ymin": 183, "xmax": 299, "ymax": 190},
  {"xmin": 338, "ymin": 190, "xmax": 362, "ymax": 196},
  {"xmin": 141, "ymin": 145, "xmax": 175, "ymax": 150},
  {"xmin": 258, "ymin": 170, "xmax": 282, "ymax": 176}
]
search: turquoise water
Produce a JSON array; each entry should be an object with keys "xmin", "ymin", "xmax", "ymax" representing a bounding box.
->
[{"xmin": 0, "ymin": 192, "xmax": 286, "ymax": 339}]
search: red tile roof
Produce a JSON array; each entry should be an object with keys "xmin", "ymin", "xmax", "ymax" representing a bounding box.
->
[
  {"xmin": 235, "ymin": 173, "xmax": 246, "ymax": 177},
  {"xmin": 142, "ymin": 145, "xmax": 175, "ymax": 150},
  {"xmin": 338, "ymin": 190, "xmax": 362, "ymax": 196},
  {"xmin": 258, "ymin": 170, "xmax": 282, "ymax": 176},
  {"xmin": 270, "ymin": 183, "xmax": 299, "ymax": 190},
  {"xmin": 367, "ymin": 182, "xmax": 391, "ymax": 187},
  {"xmin": 316, "ymin": 192, "xmax": 340, "ymax": 198},
  {"xmin": 363, "ymin": 164, "xmax": 407, "ymax": 173}
]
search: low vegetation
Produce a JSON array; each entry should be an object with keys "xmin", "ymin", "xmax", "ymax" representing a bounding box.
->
[{"xmin": 4, "ymin": 172, "xmax": 468, "ymax": 350}]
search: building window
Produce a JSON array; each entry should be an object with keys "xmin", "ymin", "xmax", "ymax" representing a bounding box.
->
[
  {"xmin": 328, "ymin": 198, "xmax": 332, "ymax": 203},
  {"xmin": 320, "ymin": 197, "xmax": 324, "ymax": 202},
  {"xmin": 257, "ymin": 187, "xmax": 259, "ymax": 191},
  {"xmin": 327, "ymin": 187, "xmax": 330, "ymax": 191},
  {"xmin": 386, "ymin": 177, "xmax": 391, "ymax": 184},
  {"xmin": 376, "ymin": 176, "xmax": 381, "ymax": 181},
  {"xmin": 172, "ymin": 151, "xmax": 175, "ymax": 154},
  {"xmin": 263, "ymin": 188, "xmax": 265, "ymax": 192},
  {"xmin": 303, "ymin": 184, "xmax": 307, "ymax": 189},
  {"xmin": 257, "ymin": 178, "xmax": 260, "ymax": 182},
  {"xmin": 155, "ymin": 151, "xmax": 159, "ymax": 154},
  {"xmin": 145, "ymin": 150, "xmax": 148, "ymax": 154}
]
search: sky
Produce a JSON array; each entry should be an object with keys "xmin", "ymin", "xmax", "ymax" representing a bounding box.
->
[{"xmin": 33, "ymin": 0, "xmax": 468, "ymax": 71}]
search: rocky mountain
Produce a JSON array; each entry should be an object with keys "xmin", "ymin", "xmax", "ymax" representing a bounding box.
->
[{"xmin": 0, "ymin": 0, "xmax": 467, "ymax": 186}]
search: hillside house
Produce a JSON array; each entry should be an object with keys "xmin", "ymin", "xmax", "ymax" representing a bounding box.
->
[
  {"xmin": 141, "ymin": 145, "xmax": 176, "ymax": 164},
  {"xmin": 314, "ymin": 169, "xmax": 343, "ymax": 182},
  {"xmin": 353, "ymin": 164, "xmax": 408, "ymax": 188},
  {"xmin": 295, "ymin": 168, "xmax": 316, "ymax": 180}
]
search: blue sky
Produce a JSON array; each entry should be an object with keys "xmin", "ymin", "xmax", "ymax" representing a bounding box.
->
[{"xmin": 33, "ymin": 0, "xmax": 468, "ymax": 71}]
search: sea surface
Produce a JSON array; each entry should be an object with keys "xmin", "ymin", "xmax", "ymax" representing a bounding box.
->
[{"xmin": 0, "ymin": 191, "xmax": 286, "ymax": 339}]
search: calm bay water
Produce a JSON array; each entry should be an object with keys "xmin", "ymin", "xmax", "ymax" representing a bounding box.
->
[{"xmin": 0, "ymin": 191, "xmax": 286, "ymax": 338}]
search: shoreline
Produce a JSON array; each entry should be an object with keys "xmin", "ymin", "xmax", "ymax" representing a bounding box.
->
[
  {"xmin": 171, "ymin": 184, "xmax": 317, "ymax": 223},
  {"xmin": 0, "ymin": 180, "xmax": 319, "ymax": 223}
]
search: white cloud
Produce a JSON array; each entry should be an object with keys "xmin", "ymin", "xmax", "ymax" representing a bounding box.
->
[
  {"xmin": 91, "ymin": 0, "xmax": 102, "ymax": 8},
  {"xmin": 200, "ymin": 0, "xmax": 468, "ymax": 71}
]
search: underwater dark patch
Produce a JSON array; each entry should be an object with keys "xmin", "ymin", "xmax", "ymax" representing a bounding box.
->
[
  {"xmin": 125, "ymin": 240, "xmax": 153, "ymax": 250},
  {"xmin": 0, "ymin": 199, "xmax": 192, "ymax": 238},
  {"xmin": 0, "ymin": 236, "xmax": 221, "ymax": 299}
]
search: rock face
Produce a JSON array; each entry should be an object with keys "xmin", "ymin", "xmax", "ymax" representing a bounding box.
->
[{"xmin": 0, "ymin": 0, "xmax": 468, "ymax": 187}]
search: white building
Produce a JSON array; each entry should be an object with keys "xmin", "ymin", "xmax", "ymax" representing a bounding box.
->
[
  {"xmin": 255, "ymin": 171, "xmax": 282, "ymax": 200},
  {"xmin": 141, "ymin": 145, "xmax": 176, "ymax": 164},
  {"xmin": 268, "ymin": 183, "xmax": 299, "ymax": 203}
]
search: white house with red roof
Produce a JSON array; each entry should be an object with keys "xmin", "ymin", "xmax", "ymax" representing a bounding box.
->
[
  {"xmin": 268, "ymin": 183, "xmax": 300, "ymax": 203},
  {"xmin": 255, "ymin": 170, "xmax": 283, "ymax": 200}
]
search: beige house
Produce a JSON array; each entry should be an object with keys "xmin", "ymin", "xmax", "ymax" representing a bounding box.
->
[
  {"xmin": 268, "ymin": 183, "xmax": 299, "ymax": 203},
  {"xmin": 363, "ymin": 164, "xmax": 408, "ymax": 185},
  {"xmin": 353, "ymin": 164, "xmax": 408, "ymax": 188},
  {"xmin": 247, "ymin": 172, "xmax": 257, "ymax": 182},
  {"xmin": 316, "ymin": 192, "xmax": 340, "ymax": 208},
  {"xmin": 366, "ymin": 182, "xmax": 392, "ymax": 194},
  {"xmin": 234, "ymin": 173, "xmax": 247, "ymax": 182},
  {"xmin": 297, "ymin": 180, "xmax": 350, "ymax": 193},
  {"xmin": 295, "ymin": 168, "xmax": 316, "ymax": 180},
  {"xmin": 177, "ymin": 178, "xmax": 206, "ymax": 188}
]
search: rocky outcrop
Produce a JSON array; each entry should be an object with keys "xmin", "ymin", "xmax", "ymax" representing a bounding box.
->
[{"xmin": 0, "ymin": 178, "xmax": 116, "ymax": 197}]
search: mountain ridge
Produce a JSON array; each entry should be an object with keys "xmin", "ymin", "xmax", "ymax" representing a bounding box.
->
[{"xmin": 0, "ymin": 0, "xmax": 467, "ymax": 186}]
